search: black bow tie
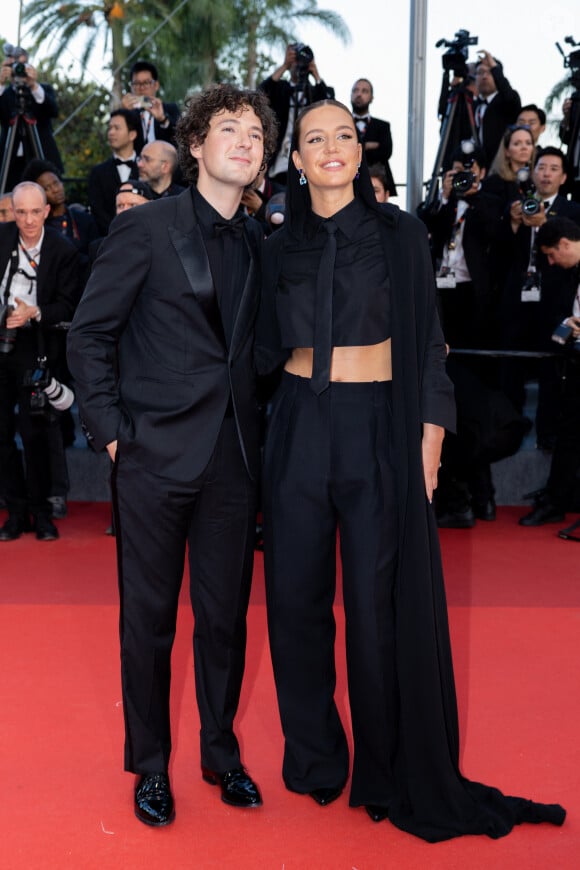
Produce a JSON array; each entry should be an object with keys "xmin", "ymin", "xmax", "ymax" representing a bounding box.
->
[
  {"xmin": 114, "ymin": 157, "xmax": 135, "ymax": 167},
  {"xmin": 213, "ymin": 215, "xmax": 246, "ymax": 239}
]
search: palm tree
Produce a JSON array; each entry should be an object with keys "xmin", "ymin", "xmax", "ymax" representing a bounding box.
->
[
  {"xmin": 228, "ymin": 0, "xmax": 350, "ymax": 88},
  {"xmin": 22, "ymin": 1, "xmax": 173, "ymax": 105}
]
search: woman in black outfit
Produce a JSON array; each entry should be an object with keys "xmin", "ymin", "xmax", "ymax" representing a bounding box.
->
[{"xmin": 257, "ymin": 100, "xmax": 565, "ymax": 842}]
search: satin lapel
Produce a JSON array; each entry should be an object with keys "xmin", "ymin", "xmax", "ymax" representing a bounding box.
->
[
  {"xmin": 168, "ymin": 222, "xmax": 226, "ymax": 347},
  {"xmin": 229, "ymin": 227, "xmax": 259, "ymax": 360}
]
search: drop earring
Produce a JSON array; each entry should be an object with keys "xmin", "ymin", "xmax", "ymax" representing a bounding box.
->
[
  {"xmin": 355, "ymin": 162, "xmax": 361, "ymax": 180},
  {"xmin": 299, "ymin": 168, "xmax": 308, "ymax": 186}
]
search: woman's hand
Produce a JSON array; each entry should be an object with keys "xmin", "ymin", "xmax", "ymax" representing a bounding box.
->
[{"xmin": 422, "ymin": 423, "xmax": 444, "ymax": 503}]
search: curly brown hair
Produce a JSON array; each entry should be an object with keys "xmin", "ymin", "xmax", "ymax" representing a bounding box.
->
[{"xmin": 175, "ymin": 83, "xmax": 278, "ymax": 183}]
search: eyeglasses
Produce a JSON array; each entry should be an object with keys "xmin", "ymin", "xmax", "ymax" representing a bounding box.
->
[{"xmin": 130, "ymin": 79, "xmax": 155, "ymax": 88}]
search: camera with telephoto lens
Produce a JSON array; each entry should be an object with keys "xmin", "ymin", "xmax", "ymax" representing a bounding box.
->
[
  {"xmin": 0, "ymin": 302, "xmax": 17, "ymax": 354},
  {"xmin": 23, "ymin": 360, "xmax": 75, "ymax": 417},
  {"xmin": 436, "ymin": 29, "xmax": 478, "ymax": 78},
  {"xmin": 516, "ymin": 167, "xmax": 541, "ymax": 216},
  {"xmin": 556, "ymin": 36, "xmax": 580, "ymax": 91},
  {"xmin": 452, "ymin": 139, "xmax": 477, "ymax": 195}
]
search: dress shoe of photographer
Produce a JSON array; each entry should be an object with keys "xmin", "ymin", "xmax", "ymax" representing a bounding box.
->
[
  {"xmin": 472, "ymin": 498, "xmax": 496, "ymax": 521},
  {"xmin": 436, "ymin": 507, "xmax": 475, "ymax": 529},
  {"xmin": 48, "ymin": 496, "xmax": 67, "ymax": 519},
  {"xmin": 0, "ymin": 514, "xmax": 31, "ymax": 541},
  {"xmin": 202, "ymin": 766, "xmax": 262, "ymax": 807},
  {"xmin": 519, "ymin": 500, "xmax": 564, "ymax": 527},
  {"xmin": 33, "ymin": 514, "xmax": 59, "ymax": 541},
  {"xmin": 134, "ymin": 773, "xmax": 175, "ymax": 826},
  {"xmin": 365, "ymin": 804, "xmax": 389, "ymax": 822},
  {"xmin": 308, "ymin": 785, "xmax": 344, "ymax": 806},
  {"xmin": 558, "ymin": 519, "xmax": 580, "ymax": 542}
]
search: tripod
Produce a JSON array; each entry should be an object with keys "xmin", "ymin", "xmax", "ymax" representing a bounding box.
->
[
  {"xmin": 424, "ymin": 76, "xmax": 477, "ymax": 209},
  {"xmin": 0, "ymin": 85, "xmax": 45, "ymax": 192}
]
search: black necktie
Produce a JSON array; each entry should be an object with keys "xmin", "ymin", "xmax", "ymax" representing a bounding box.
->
[
  {"xmin": 214, "ymin": 215, "xmax": 246, "ymax": 238},
  {"xmin": 114, "ymin": 157, "xmax": 135, "ymax": 167},
  {"xmin": 311, "ymin": 219, "xmax": 338, "ymax": 395}
]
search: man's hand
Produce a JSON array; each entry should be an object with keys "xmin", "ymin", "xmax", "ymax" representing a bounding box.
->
[
  {"xmin": 422, "ymin": 423, "xmax": 444, "ymax": 503},
  {"xmin": 148, "ymin": 96, "xmax": 166, "ymax": 122},
  {"xmin": 121, "ymin": 92, "xmax": 140, "ymax": 110},
  {"xmin": 0, "ymin": 60, "xmax": 14, "ymax": 85},
  {"xmin": 241, "ymin": 188, "xmax": 263, "ymax": 214},
  {"xmin": 441, "ymin": 169, "xmax": 456, "ymax": 200},
  {"xmin": 564, "ymin": 316, "xmax": 580, "ymax": 338},
  {"xmin": 5, "ymin": 297, "xmax": 39, "ymax": 328},
  {"xmin": 477, "ymin": 50, "xmax": 497, "ymax": 69},
  {"xmin": 521, "ymin": 204, "xmax": 547, "ymax": 228}
]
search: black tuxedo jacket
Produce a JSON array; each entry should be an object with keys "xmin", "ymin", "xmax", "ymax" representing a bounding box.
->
[
  {"xmin": 130, "ymin": 100, "xmax": 181, "ymax": 154},
  {"xmin": 87, "ymin": 156, "xmax": 139, "ymax": 236},
  {"xmin": 68, "ymin": 188, "xmax": 262, "ymax": 482},
  {"xmin": 354, "ymin": 116, "xmax": 396, "ymax": 195},
  {"xmin": 0, "ymin": 82, "xmax": 63, "ymax": 174},
  {"xmin": 475, "ymin": 66, "xmax": 521, "ymax": 165},
  {"xmin": 0, "ymin": 223, "xmax": 80, "ymax": 360}
]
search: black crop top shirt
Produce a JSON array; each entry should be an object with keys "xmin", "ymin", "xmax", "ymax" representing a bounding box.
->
[{"xmin": 275, "ymin": 197, "xmax": 391, "ymax": 348}]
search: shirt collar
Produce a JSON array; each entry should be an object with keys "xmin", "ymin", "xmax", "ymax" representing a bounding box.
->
[
  {"xmin": 191, "ymin": 185, "xmax": 244, "ymax": 236},
  {"xmin": 306, "ymin": 197, "xmax": 367, "ymax": 241},
  {"xmin": 19, "ymin": 227, "xmax": 44, "ymax": 258}
]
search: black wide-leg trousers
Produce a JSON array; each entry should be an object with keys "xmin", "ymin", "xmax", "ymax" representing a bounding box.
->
[
  {"xmin": 112, "ymin": 417, "xmax": 256, "ymax": 775},
  {"xmin": 263, "ymin": 373, "xmax": 399, "ymax": 807}
]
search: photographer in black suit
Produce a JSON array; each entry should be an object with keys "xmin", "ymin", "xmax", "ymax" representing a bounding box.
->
[
  {"xmin": 121, "ymin": 60, "xmax": 180, "ymax": 154},
  {"xmin": 0, "ymin": 45, "xmax": 63, "ymax": 190},
  {"xmin": 0, "ymin": 182, "xmax": 80, "ymax": 542},
  {"xmin": 68, "ymin": 84, "xmax": 278, "ymax": 827},
  {"xmin": 259, "ymin": 43, "xmax": 334, "ymax": 184},
  {"xmin": 474, "ymin": 49, "xmax": 521, "ymax": 166},
  {"xmin": 350, "ymin": 78, "xmax": 396, "ymax": 196}
]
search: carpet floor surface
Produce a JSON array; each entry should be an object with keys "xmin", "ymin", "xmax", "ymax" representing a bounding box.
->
[{"xmin": 1, "ymin": 503, "xmax": 578, "ymax": 869}]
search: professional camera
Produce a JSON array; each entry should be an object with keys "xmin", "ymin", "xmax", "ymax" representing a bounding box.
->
[
  {"xmin": 436, "ymin": 29, "xmax": 478, "ymax": 78},
  {"xmin": 23, "ymin": 360, "xmax": 75, "ymax": 416},
  {"xmin": 516, "ymin": 167, "xmax": 541, "ymax": 216},
  {"xmin": 552, "ymin": 320, "xmax": 580, "ymax": 353},
  {"xmin": 452, "ymin": 139, "xmax": 477, "ymax": 195},
  {"xmin": 556, "ymin": 36, "xmax": 580, "ymax": 90},
  {"xmin": 3, "ymin": 43, "xmax": 28, "ymax": 87},
  {"xmin": 0, "ymin": 302, "xmax": 17, "ymax": 354},
  {"xmin": 290, "ymin": 42, "xmax": 314, "ymax": 86}
]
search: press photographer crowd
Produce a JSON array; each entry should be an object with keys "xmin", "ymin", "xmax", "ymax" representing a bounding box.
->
[{"xmin": 1, "ymin": 33, "xmax": 580, "ymax": 543}]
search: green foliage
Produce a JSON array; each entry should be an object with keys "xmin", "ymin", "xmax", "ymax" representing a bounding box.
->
[{"xmin": 39, "ymin": 66, "xmax": 111, "ymax": 200}]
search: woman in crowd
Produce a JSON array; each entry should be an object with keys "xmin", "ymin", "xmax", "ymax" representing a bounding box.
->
[
  {"xmin": 482, "ymin": 123, "xmax": 535, "ymax": 205},
  {"xmin": 256, "ymin": 99, "xmax": 565, "ymax": 842}
]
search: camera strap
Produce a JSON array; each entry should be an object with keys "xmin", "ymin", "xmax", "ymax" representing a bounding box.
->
[{"xmin": 2, "ymin": 248, "xmax": 20, "ymax": 306}]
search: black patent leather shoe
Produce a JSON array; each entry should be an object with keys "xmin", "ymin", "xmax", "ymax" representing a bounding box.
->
[
  {"xmin": 309, "ymin": 785, "xmax": 343, "ymax": 806},
  {"xmin": 519, "ymin": 501, "xmax": 564, "ymax": 527},
  {"xmin": 134, "ymin": 773, "xmax": 175, "ymax": 826},
  {"xmin": 472, "ymin": 498, "xmax": 496, "ymax": 521},
  {"xmin": 0, "ymin": 515, "xmax": 31, "ymax": 541},
  {"xmin": 365, "ymin": 804, "xmax": 389, "ymax": 822},
  {"xmin": 202, "ymin": 766, "xmax": 262, "ymax": 807},
  {"xmin": 33, "ymin": 514, "xmax": 59, "ymax": 541}
]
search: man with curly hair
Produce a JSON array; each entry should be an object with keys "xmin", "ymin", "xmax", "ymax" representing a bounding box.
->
[{"xmin": 68, "ymin": 84, "xmax": 277, "ymax": 827}]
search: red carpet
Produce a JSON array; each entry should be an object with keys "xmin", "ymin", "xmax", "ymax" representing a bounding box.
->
[{"xmin": 1, "ymin": 504, "xmax": 578, "ymax": 869}]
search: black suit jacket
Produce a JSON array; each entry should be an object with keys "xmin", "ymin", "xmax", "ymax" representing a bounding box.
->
[
  {"xmin": 87, "ymin": 156, "xmax": 139, "ymax": 236},
  {"xmin": 67, "ymin": 188, "xmax": 262, "ymax": 482},
  {"xmin": 475, "ymin": 66, "xmax": 521, "ymax": 165},
  {"xmin": 354, "ymin": 116, "xmax": 396, "ymax": 195},
  {"xmin": 500, "ymin": 194, "xmax": 580, "ymax": 345},
  {"xmin": 130, "ymin": 100, "xmax": 181, "ymax": 154},
  {"xmin": 0, "ymin": 82, "xmax": 63, "ymax": 180},
  {"xmin": 0, "ymin": 223, "xmax": 80, "ymax": 360}
]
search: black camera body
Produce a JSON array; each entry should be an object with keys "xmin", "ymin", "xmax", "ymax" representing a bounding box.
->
[
  {"xmin": 516, "ymin": 167, "xmax": 541, "ymax": 216},
  {"xmin": 0, "ymin": 302, "xmax": 17, "ymax": 354},
  {"xmin": 23, "ymin": 361, "xmax": 51, "ymax": 416},
  {"xmin": 290, "ymin": 42, "xmax": 314, "ymax": 87},
  {"xmin": 436, "ymin": 29, "xmax": 478, "ymax": 78},
  {"xmin": 452, "ymin": 140, "xmax": 476, "ymax": 196}
]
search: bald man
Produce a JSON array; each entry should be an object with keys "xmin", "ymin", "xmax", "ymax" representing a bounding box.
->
[{"xmin": 137, "ymin": 141, "xmax": 184, "ymax": 198}]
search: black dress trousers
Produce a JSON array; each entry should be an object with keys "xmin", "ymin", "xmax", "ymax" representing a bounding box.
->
[
  {"xmin": 112, "ymin": 415, "xmax": 256, "ymax": 775},
  {"xmin": 263, "ymin": 372, "xmax": 399, "ymax": 806}
]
